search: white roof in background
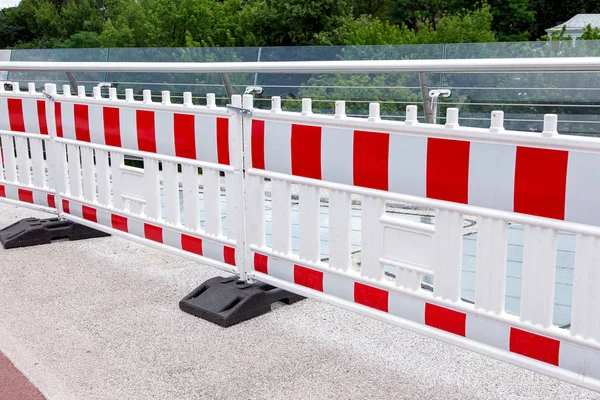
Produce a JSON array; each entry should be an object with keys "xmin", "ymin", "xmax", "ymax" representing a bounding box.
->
[{"xmin": 547, "ymin": 14, "xmax": 600, "ymax": 32}]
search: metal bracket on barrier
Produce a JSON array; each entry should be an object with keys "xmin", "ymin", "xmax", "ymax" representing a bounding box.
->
[
  {"xmin": 180, "ymin": 276, "xmax": 304, "ymax": 327},
  {"xmin": 42, "ymin": 91, "xmax": 55, "ymax": 102},
  {"xmin": 227, "ymin": 105, "xmax": 253, "ymax": 116}
]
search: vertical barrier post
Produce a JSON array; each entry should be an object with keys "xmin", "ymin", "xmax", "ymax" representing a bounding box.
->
[
  {"xmin": 44, "ymin": 83, "xmax": 65, "ymax": 212},
  {"xmin": 229, "ymin": 94, "xmax": 248, "ymax": 281}
]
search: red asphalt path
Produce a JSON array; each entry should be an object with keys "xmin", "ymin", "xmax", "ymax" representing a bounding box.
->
[{"xmin": 0, "ymin": 350, "xmax": 45, "ymax": 400}]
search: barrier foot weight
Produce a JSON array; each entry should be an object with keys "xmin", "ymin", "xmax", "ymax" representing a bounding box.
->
[
  {"xmin": 0, "ymin": 217, "xmax": 110, "ymax": 249},
  {"xmin": 179, "ymin": 276, "xmax": 305, "ymax": 327}
]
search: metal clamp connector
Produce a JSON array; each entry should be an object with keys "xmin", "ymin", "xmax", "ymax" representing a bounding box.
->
[
  {"xmin": 42, "ymin": 91, "xmax": 55, "ymax": 101},
  {"xmin": 227, "ymin": 105, "xmax": 253, "ymax": 116}
]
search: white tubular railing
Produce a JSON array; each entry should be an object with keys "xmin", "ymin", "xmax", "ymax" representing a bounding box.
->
[
  {"xmin": 0, "ymin": 83, "xmax": 56, "ymax": 212},
  {"xmin": 244, "ymin": 96, "xmax": 600, "ymax": 392},
  {"xmin": 1, "ymin": 57, "xmax": 600, "ymax": 73}
]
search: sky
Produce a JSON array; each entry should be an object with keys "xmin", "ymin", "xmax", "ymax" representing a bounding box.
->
[{"xmin": 0, "ymin": 0, "xmax": 20, "ymax": 9}]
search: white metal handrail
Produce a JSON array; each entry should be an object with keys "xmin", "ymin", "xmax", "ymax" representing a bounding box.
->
[{"xmin": 0, "ymin": 57, "xmax": 599, "ymax": 73}]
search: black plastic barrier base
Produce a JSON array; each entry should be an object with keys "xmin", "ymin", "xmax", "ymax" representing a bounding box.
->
[
  {"xmin": 180, "ymin": 276, "xmax": 305, "ymax": 327},
  {"xmin": 0, "ymin": 217, "xmax": 110, "ymax": 249}
]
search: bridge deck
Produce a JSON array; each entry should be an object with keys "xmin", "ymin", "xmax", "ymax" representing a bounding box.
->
[{"xmin": 0, "ymin": 203, "xmax": 596, "ymax": 400}]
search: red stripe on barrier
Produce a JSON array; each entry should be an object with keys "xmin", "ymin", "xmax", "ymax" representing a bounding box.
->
[
  {"xmin": 111, "ymin": 214, "xmax": 128, "ymax": 232},
  {"xmin": 82, "ymin": 205, "xmax": 97, "ymax": 223},
  {"xmin": 294, "ymin": 264, "xmax": 323, "ymax": 292},
  {"xmin": 426, "ymin": 138, "xmax": 470, "ymax": 204},
  {"xmin": 425, "ymin": 303, "xmax": 466, "ymax": 336},
  {"xmin": 62, "ymin": 199, "xmax": 70, "ymax": 214},
  {"xmin": 224, "ymin": 246, "xmax": 236, "ymax": 266},
  {"xmin": 251, "ymin": 120, "xmax": 265, "ymax": 169},
  {"xmin": 74, "ymin": 104, "xmax": 91, "ymax": 142},
  {"xmin": 354, "ymin": 282, "xmax": 389, "ymax": 312},
  {"xmin": 47, "ymin": 194, "xmax": 55, "ymax": 209},
  {"xmin": 0, "ymin": 185, "xmax": 5, "ymax": 197},
  {"xmin": 136, "ymin": 110, "xmax": 156, "ymax": 153},
  {"xmin": 7, "ymin": 99, "xmax": 25, "ymax": 132},
  {"xmin": 181, "ymin": 234, "xmax": 202, "ymax": 256},
  {"xmin": 216, "ymin": 117, "xmax": 230, "ymax": 165},
  {"xmin": 144, "ymin": 223, "xmax": 163, "ymax": 243},
  {"xmin": 353, "ymin": 130, "xmax": 389, "ymax": 191},
  {"xmin": 55, "ymin": 103, "xmax": 63, "ymax": 137},
  {"xmin": 254, "ymin": 253, "xmax": 268, "ymax": 274},
  {"xmin": 37, "ymin": 100, "xmax": 48, "ymax": 135},
  {"xmin": 514, "ymin": 147, "xmax": 568, "ymax": 220},
  {"xmin": 291, "ymin": 124, "xmax": 322, "ymax": 179},
  {"xmin": 17, "ymin": 189, "xmax": 33, "ymax": 204},
  {"xmin": 174, "ymin": 113, "xmax": 196, "ymax": 159},
  {"xmin": 103, "ymin": 107, "xmax": 121, "ymax": 147},
  {"xmin": 510, "ymin": 328, "xmax": 560, "ymax": 366}
]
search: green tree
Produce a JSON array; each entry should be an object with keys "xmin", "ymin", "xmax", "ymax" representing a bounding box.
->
[
  {"xmin": 486, "ymin": 0, "xmax": 533, "ymax": 41},
  {"xmin": 251, "ymin": 0, "xmax": 354, "ymax": 46}
]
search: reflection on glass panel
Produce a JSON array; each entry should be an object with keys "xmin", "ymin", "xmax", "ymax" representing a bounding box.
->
[
  {"xmin": 9, "ymin": 48, "xmax": 108, "ymax": 92},
  {"xmin": 5, "ymin": 42, "xmax": 600, "ymax": 136}
]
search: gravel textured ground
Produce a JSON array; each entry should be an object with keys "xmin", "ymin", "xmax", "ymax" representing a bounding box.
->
[{"xmin": 0, "ymin": 202, "xmax": 598, "ymax": 400}]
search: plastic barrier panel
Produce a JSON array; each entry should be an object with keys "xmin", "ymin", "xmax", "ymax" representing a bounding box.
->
[
  {"xmin": 244, "ymin": 96, "xmax": 600, "ymax": 392},
  {"xmin": 0, "ymin": 83, "xmax": 56, "ymax": 213},
  {"xmin": 45, "ymin": 84, "xmax": 246, "ymax": 276}
]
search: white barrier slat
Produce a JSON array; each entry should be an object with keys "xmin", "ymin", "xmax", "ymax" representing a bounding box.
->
[
  {"xmin": 246, "ymin": 174, "xmax": 265, "ymax": 248},
  {"xmin": 521, "ymin": 225, "xmax": 557, "ymax": 327},
  {"xmin": 299, "ymin": 184, "xmax": 320, "ymax": 262},
  {"xmin": 182, "ymin": 164, "xmax": 200, "ymax": 231},
  {"xmin": 29, "ymin": 138, "xmax": 45, "ymax": 188},
  {"xmin": 328, "ymin": 189, "xmax": 351, "ymax": 271},
  {"xmin": 203, "ymin": 168, "xmax": 222, "ymax": 236},
  {"xmin": 14, "ymin": 136, "xmax": 31, "ymax": 186},
  {"xmin": 0, "ymin": 136, "xmax": 16, "ymax": 182},
  {"xmin": 0, "ymin": 141, "xmax": 4, "ymax": 181},
  {"xmin": 271, "ymin": 178, "xmax": 292, "ymax": 255},
  {"xmin": 474, "ymin": 217, "xmax": 508, "ymax": 313},
  {"xmin": 80, "ymin": 147, "xmax": 96, "ymax": 202},
  {"xmin": 162, "ymin": 160, "xmax": 180, "ymax": 226},
  {"xmin": 571, "ymin": 234, "xmax": 600, "ymax": 340},
  {"xmin": 66, "ymin": 144, "xmax": 82, "ymax": 198},
  {"xmin": 395, "ymin": 268, "xmax": 421, "ymax": 291},
  {"xmin": 433, "ymin": 209, "xmax": 464, "ymax": 301},
  {"xmin": 360, "ymin": 195, "xmax": 384, "ymax": 280},
  {"xmin": 110, "ymin": 152, "xmax": 124, "ymax": 209},
  {"xmin": 143, "ymin": 158, "xmax": 160, "ymax": 220},
  {"xmin": 225, "ymin": 171, "xmax": 237, "ymax": 238},
  {"xmin": 96, "ymin": 149, "xmax": 110, "ymax": 206}
]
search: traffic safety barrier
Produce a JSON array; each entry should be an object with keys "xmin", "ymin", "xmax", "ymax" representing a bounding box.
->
[
  {"xmin": 0, "ymin": 82, "xmax": 599, "ymax": 391},
  {"xmin": 0, "ymin": 83, "xmax": 56, "ymax": 212}
]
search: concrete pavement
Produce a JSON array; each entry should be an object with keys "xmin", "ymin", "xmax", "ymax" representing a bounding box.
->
[{"xmin": 0, "ymin": 202, "xmax": 597, "ymax": 400}]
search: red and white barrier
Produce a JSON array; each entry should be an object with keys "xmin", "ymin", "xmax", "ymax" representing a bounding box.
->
[
  {"xmin": 253, "ymin": 251, "xmax": 600, "ymax": 384},
  {"xmin": 54, "ymin": 89, "xmax": 231, "ymax": 164},
  {"xmin": 251, "ymin": 112, "xmax": 600, "ymax": 226},
  {"xmin": 39, "ymin": 84, "xmax": 247, "ymax": 276},
  {"xmin": 2, "ymin": 81, "xmax": 600, "ymax": 391},
  {"xmin": 245, "ymin": 96, "xmax": 600, "ymax": 391},
  {"xmin": 0, "ymin": 83, "xmax": 55, "ymax": 213}
]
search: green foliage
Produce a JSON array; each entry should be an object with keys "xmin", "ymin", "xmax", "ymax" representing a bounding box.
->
[
  {"xmin": 544, "ymin": 24, "xmax": 600, "ymax": 41},
  {"xmin": 581, "ymin": 24, "xmax": 600, "ymax": 40},
  {"xmin": 528, "ymin": 0, "xmax": 600, "ymax": 40},
  {"xmin": 329, "ymin": 6, "xmax": 496, "ymax": 45},
  {"xmin": 0, "ymin": 0, "xmax": 596, "ymax": 48},
  {"xmin": 250, "ymin": 0, "xmax": 354, "ymax": 46}
]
